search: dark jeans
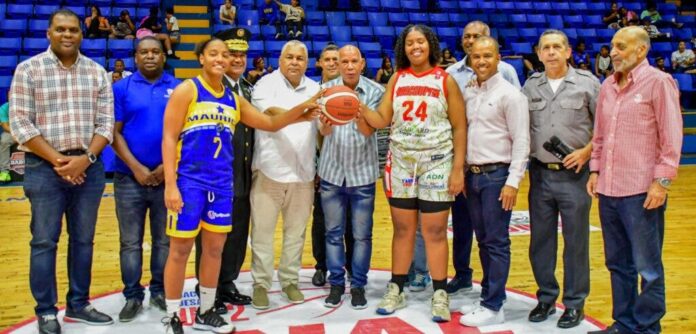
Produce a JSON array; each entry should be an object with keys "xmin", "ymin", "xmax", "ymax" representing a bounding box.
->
[
  {"xmin": 312, "ymin": 189, "xmax": 353, "ymax": 273},
  {"xmin": 25, "ymin": 153, "xmax": 105, "ymax": 315},
  {"xmin": 320, "ymin": 180, "xmax": 375, "ymax": 288},
  {"xmin": 114, "ymin": 173, "xmax": 169, "ymax": 301},
  {"xmin": 286, "ymin": 20, "xmax": 303, "ymax": 34},
  {"xmin": 451, "ymin": 193, "xmax": 473, "ymax": 281},
  {"xmin": 466, "ymin": 167, "xmax": 511, "ymax": 312},
  {"xmin": 599, "ymin": 194, "xmax": 666, "ymax": 334}
]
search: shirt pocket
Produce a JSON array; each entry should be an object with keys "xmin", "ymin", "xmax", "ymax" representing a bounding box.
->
[
  {"xmin": 559, "ymin": 97, "xmax": 585, "ymax": 126},
  {"xmin": 528, "ymin": 99, "xmax": 546, "ymax": 129}
]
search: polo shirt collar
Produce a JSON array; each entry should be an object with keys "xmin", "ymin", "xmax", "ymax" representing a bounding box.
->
[
  {"xmin": 132, "ymin": 71, "xmax": 172, "ymax": 85},
  {"xmin": 454, "ymin": 56, "xmax": 474, "ymax": 73},
  {"xmin": 338, "ymin": 76, "xmax": 366, "ymax": 95},
  {"xmin": 610, "ymin": 58, "xmax": 650, "ymax": 90},
  {"xmin": 46, "ymin": 47, "xmax": 84, "ymax": 69},
  {"xmin": 280, "ymin": 71, "xmax": 308, "ymax": 91},
  {"xmin": 476, "ymin": 72, "xmax": 503, "ymax": 91}
]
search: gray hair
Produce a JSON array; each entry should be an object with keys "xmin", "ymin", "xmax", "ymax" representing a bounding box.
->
[
  {"xmin": 281, "ymin": 40, "xmax": 308, "ymax": 58},
  {"xmin": 463, "ymin": 21, "xmax": 491, "ymax": 37},
  {"xmin": 538, "ymin": 29, "xmax": 571, "ymax": 49}
]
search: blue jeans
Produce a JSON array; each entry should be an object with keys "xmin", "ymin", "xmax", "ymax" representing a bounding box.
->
[
  {"xmin": 466, "ymin": 167, "xmax": 512, "ymax": 312},
  {"xmin": 114, "ymin": 172, "xmax": 169, "ymax": 301},
  {"xmin": 25, "ymin": 153, "xmax": 105, "ymax": 315},
  {"xmin": 320, "ymin": 180, "xmax": 375, "ymax": 288},
  {"xmin": 599, "ymin": 194, "xmax": 666, "ymax": 334},
  {"xmin": 451, "ymin": 193, "xmax": 474, "ymax": 281}
]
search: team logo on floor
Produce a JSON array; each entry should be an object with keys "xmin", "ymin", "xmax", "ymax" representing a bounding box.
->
[{"xmin": 4, "ymin": 269, "xmax": 604, "ymax": 334}]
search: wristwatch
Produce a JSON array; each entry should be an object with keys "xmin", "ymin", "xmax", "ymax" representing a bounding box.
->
[
  {"xmin": 656, "ymin": 177, "xmax": 671, "ymax": 189},
  {"xmin": 86, "ymin": 151, "xmax": 97, "ymax": 164}
]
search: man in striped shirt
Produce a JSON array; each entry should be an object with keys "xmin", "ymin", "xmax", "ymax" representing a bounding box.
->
[
  {"xmin": 587, "ymin": 27, "xmax": 682, "ymax": 334},
  {"xmin": 9, "ymin": 9, "xmax": 114, "ymax": 334},
  {"xmin": 318, "ymin": 45, "xmax": 384, "ymax": 310}
]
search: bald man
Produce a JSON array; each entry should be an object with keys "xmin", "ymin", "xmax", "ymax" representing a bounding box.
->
[
  {"xmin": 459, "ymin": 36, "xmax": 529, "ymax": 327},
  {"xmin": 444, "ymin": 21, "xmax": 521, "ymax": 295},
  {"xmin": 318, "ymin": 45, "xmax": 384, "ymax": 310},
  {"xmin": 587, "ymin": 27, "xmax": 682, "ymax": 334}
]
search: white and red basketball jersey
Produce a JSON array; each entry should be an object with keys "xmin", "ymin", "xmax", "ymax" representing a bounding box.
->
[{"xmin": 390, "ymin": 67, "xmax": 452, "ymax": 157}]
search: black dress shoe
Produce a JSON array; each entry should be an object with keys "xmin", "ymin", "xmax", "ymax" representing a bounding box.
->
[
  {"xmin": 64, "ymin": 305, "xmax": 113, "ymax": 325},
  {"xmin": 38, "ymin": 314, "xmax": 61, "ymax": 334},
  {"xmin": 218, "ymin": 287, "xmax": 252, "ymax": 305},
  {"xmin": 528, "ymin": 302, "xmax": 555, "ymax": 322},
  {"xmin": 312, "ymin": 269, "xmax": 327, "ymax": 287},
  {"xmin": 587, "ymin": 325, "xmax": 620, "ymax": 334},
  {"xmin": 557, "ymin": 308, "xmax": 584, "ymax": 329},
  {"xmin": 118, "ymin": 299, "xmax": 143, "ymax": 322}
]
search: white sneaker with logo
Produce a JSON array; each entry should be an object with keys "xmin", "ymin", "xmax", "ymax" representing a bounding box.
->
[{"xmin": 459, "ymin": 305, "xmax": 505, "ymax": 327}]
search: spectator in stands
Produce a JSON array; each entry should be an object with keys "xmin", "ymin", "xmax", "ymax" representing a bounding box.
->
[
  {"xmin": 595, "ymin": 45, "xmax": 613, "ymax": 79},
  {"xmin": 108, "ymin": 59, "xmax": 133, "ymax": 79},
  {"xmin": 112, "ymin": 71, "xmax": 123, "ymax": 83},
  {"xmin": 165, "ymin": 8, "xmax": 180, "ymax": 44},
  {"xmin": 619, "ymin": 7, "xmax": 639, "ymax": 28},
  {"xmin": 275, "ymin": 0, "xmax": 305, "ymax": 39},
  {"xmin": 523, "ymin": 44, "xmax": 545, "ymax": 78},
  {"xmin": 655, "ymin": 56, "xmax": 671, "ymax": 73},
  {"xmin": 672, "ymin": 40, "xmax": 696, "ymax": 73},
  {"xmin": 84, "ymin": 6, "xmax": 111, "ymax": 39},
  {"xmin": 259, "ymin": 0, "xmax": 283, "ymax": 40},
  {"xmin": 603, "ymin": 2, "xmax": 622, "ymax": 29},
  {"xmin": 137, "ymin": 7, "xmax": 179, "ymax": 59},
  {"xmin": 219, "ymin": 0, "xmax": 236, "ymax": 26},
  {"xmin": 110, "ymin": 10, "xmax": 135, "ymax": 40},
  {"xmin": 571, "ymin": 42, "xmax": 590, "ymax": 69},
  {"xmin": 0, "ymin": 92, "xmax": 14, "ymax": 183},
  {"xmin": 641, "ymin": 2, "xmax": 684, "ymax": 28},
  {"xmin": 247, "ymin": 56, "xmax": 273, "ymax": 85},
  {"xmin": 375, "ymin": 55, "xmax": 394, "ymax": 86},
  {"xmin": 439, "ymin": 48, "xmax": 457, "ymax": 69},
  {"xmin": 642, "ymin": 17, "xmax": 670, "ymax": 41}
]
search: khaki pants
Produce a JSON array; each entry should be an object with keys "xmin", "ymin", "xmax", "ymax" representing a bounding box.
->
[{"xmin": 250, "ymin": 171, "xmax": 314, "ymax": 289}]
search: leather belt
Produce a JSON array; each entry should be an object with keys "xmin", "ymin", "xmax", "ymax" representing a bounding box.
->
[
  {"xmin": 532, "ymin": 158, "xmax": 565, "ymax": 171},
  {"xmin": 468, "ymin": 163, "xmax": 509, "ymax": 174}
]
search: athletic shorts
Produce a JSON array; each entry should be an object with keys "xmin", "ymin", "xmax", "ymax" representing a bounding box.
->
[
  {"xmin": 383, "ymin": 149, "xmax": 454, "ymax": 202},
  {"xmin": 166, "ymin": 186, "xmax": 233, "ymax": 238}
]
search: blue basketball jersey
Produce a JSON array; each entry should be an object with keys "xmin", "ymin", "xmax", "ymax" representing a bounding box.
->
[{"xmin": 176, "ymin": 76, "xmax": 239, "ymax": 196}]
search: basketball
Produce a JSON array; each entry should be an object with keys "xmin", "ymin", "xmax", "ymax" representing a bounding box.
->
[{"xmin": 320, "ymin": 85, "xmax": 360, "ymax": 125}]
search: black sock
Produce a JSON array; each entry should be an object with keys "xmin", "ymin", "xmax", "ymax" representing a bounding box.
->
[
  {"xmin": 391, "ymin": 274, "xmax": 408, "ymax": 293},
  {"xmin": 432, "ymin": 279, "xmax": 447, "ymax": 292}
]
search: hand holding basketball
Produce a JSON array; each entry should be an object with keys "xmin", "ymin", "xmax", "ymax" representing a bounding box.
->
[{"xmin": 320, "ymin": 86, "xmax": 360, "ymax": 126}]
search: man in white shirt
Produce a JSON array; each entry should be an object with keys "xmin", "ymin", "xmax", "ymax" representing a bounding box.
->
[
  {"xmin": 249, "ymin": 40, "xmax": 320, "ymax": 310},
  {"xmin": 219, "ymin": 0, "xmax": 236, "ymax": 25},
  {"xmin": 459, "ymin": 36, "xmax": 530, "ymax": 328},
  {"xmin": 671, "ymin": 40, "xmax": 696, "ymax": 73},
  {"xmin": 107, "ymin": 59, "xmax": 132, "ymax": 79}
]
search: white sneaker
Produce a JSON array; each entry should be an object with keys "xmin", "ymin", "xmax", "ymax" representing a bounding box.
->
[
  {"xmin": 458, "ymin": 300, "xmax": 479, "ymax": 314},
  {"xmin": 459, "ymin": 305, "xmax": 505, "ymax": 327},
  {"xmin": 376, "ymin": 283, "xmax": 406, "ymax": 315},
  {"xmin": 431, "ymin": 289, "xmax": 450, "ymax": 322}
]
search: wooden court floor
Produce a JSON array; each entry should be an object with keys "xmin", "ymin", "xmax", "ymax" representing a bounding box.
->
[{"xmin": 1, "ymin": 166, "xmax": 695, "ymax": 332}]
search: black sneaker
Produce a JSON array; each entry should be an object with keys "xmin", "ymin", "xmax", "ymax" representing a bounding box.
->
[
  {"xmin": 194, "ymin": 308, "xmax": 235, "ymax": 333},
  {"xmin": 445, "ymin": 275, "xmax": 473, "ymax": 295},
  {"xmin": 163, "ymin": 314, "xmax": 184, "ymax": 334},
  {"xmin": 150, "ymin": 294, "xmax": 167, "ymax": 312},
  {"xmin": 324, "ymin": 285, "xmax": 344, "ymax": 308},
  {"xmin": 350, "ymin": 287, "xmax": 368, "ymax": 309},
  {"xmin": 37, "ymin": 314, "xmax": 60, "ymax": 334},
  {"xmin": 64, "ymin": 305, "xmax": 114, "ymax": 326},
  {"xmin": 213, "ymin": 298, "xmax": 228, "ymax": 315},
  {"xmin": 119, "ymin": 299, "xmax": 143, "ymax": 322},
  {"xmin": 312, "ymin": 269, "xmax": 327, "ymax": 287}
]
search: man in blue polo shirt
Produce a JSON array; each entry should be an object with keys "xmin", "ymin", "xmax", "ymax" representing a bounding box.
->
[{"xmin": 110, "ymin": 36, "xmax": 181, "ymax": 322}]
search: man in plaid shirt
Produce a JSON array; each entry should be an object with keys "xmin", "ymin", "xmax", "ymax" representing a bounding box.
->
[{"xmin": 9, "ymin": 9, "xmax": 114, "ymax": 334}]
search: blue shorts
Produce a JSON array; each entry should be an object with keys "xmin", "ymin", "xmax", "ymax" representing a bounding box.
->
[{"xmin": 166, "ymin": 186, "xmax": 233, "ymax": 238}]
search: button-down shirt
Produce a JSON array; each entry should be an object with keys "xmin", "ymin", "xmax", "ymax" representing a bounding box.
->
[
  {"xmin": 447, "ymin": 56, "xmax": 521, "ymax": 92},
  {"xmin": 523, "ymin": 67, "xmax": 600, "ymax": 162},
  {"xmin": 589, "ymin": 59, "xmax": 682, "ymax": 197},
  {"xmin": 10, "ymin": 48, "xmax": 114, "ymax": 152},
  {"xmin": 318, "ymin": 76, "xmax": 384, "ymax": 187},
  {"xmin": 465, "ymin": 72, "xmax": 530, "ymax": 188},
  {"xmin": 112, "ymin": 71, "xmax": 180, "ymax": 174},
  {"xmin": 251, "ymin": 70, "xmax": 320, "ymax": 183}
]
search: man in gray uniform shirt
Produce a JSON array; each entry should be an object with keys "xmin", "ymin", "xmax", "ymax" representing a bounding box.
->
[{"xmin": 522, "ymin": 29, "xmax": 600, "ymax": 329}]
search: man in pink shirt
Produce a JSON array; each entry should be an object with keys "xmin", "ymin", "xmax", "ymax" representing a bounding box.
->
[{"xmin": 587, "ymin": 26, "xmax": 682, "ymax": 334}]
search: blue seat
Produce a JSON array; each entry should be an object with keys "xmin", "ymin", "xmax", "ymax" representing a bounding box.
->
[
  {"xmin": 360, "ymin": 0, "xmax": 381, "ymax": 12},
  {"xmin": 0, "ymin": 38, "xmax": 22, "ymax": 55},
  {"xmin": 510, "ymin": 14, "xmax": 527, "ymax": 27},
  {"xmin": 63, "ymin": 6, "xmax": 87, "ymax": 17},
  {"xmin": 507, "ymin": 58, "xmax": 525, "ymax": 84},
  {"xmin": 112, "ymin": 7, "xmax": 132, "ymax": 20},
  {"xmin": 569, "ymin": 2, "xmax": 588, "ymax": 14},
  {"xmin": 388, "ymin": 13, "xmax": 409, "ymax": 27},
  {"xmin": 408, "ymin": 13, "xmax": 429, "ymax": 25},
  {"xmin": 260, "ymin": 25, "xmax": 278, "ymax": 40},
  {"xmin": 588, "ymin": 3, "xmax": 607, "ymax": 13},
  {"xmin": 7, "ymin": 4, "xmax": 33, "ymax": 19},
  {"xmin": 511, "ymin": 42, "xmax": 532, "ymax": 55},
  {"xmin": 263, "ymin": 41, "xmax": 284, "ymax": 57},
  {"xmin": 27, "ymin": 20, "xmax": 50, "ymax": 37},
  {"xmin": 527, "ymin": 14, "xmax": 547, "ymax": 29},
  {"xmin": 366, "ymin": 57, "xmax": 382, "ymax": 74},
  {"xmin": 534, "ymin": 2, "xmax": 552, "ymax": 13},
  {"xmin": 135, "ymin": 8, "xmax": 149, "ymax": 21},
  {"xmin": 247, "ymin": 25, "xmax": 261, "ymax": 40},
  {"xmin": 401, "ymin": 0, "xmax": 421, "ymax": 12},
  {"xmin": 564, "ymin": 15, "xmax": 583, "ymax": 28},
  {"xmin": 92, "ymin": 56, "xmax": 106, "ymax": 68},
  {"xmin": 551, "ymin": 2, "xmax": 570, "ymax": 13},
  {"xmin": 380, "ymin": 0, "xmax": 400, "ymax": 12},
  {"xmin": 325, "ymin": 12, "xmax": 346, "ymax": 26},
  {"xmin": 439, "ymin": 1, "xmax": 458, "ymax": 11},
  {"xmin": 212, "ymin": 24, "xmax": 228, "ymax": 34},
  {"xmin": 448, "ymin": 14, "xmax": 468, "ymax": 26},
  {"xmin": 329, "ymin": 25, "xmax": 352, "ymax": 43},
  {"xmin": 347, "ymin": 12, "xmax": 368, "ymax": 26},
  {"xmin": 429, "ymin": 13, "xmax": 449, "ymax": 27},
  {"xmin": 478, "ymin": 2, "xmax": 495, "ymax": 11},
  {"xmin": 518, "ymin": 28, "xmax": 538, "ymax": 43},
  {"xmin": 490, "ymin": 14, "xmax": 509, "ymax": 28},
  {"xmin": 358, "ymin": 42, "xmax": 381, "ymax": 58},
  {"xmin": 368, "ymin": 12, "xmax": 388, "ymax": 26},
  {"xmin": 0, "ymin": 76, "xmax": 13, "ymax": 89},
  {"xmin": 596, "ymin": 29, "xmax": 615, "ymax": 42},
  {"xmin": 657, "ymin": 3, "xmax": 678, "ymax": 15},
  {"xmin": 458, "ymin": 1, "xmax": 476, "ymax": 11},
  {"xmin": 108, "ymin": 39, "xmax": 134, "ymax": 58},
  {"xmin": 436, "ymin": 27, "xmax": 460, "ymax": 51},
  {"xmin": 305, "ymin": 11, "xmax": 325, "ymax": 25},
  {"xmin": 469, "ymin": 14, "xmax": 489, "ymax": 24},
  {"xmin": 138, "ymin": 0, "xmax": 160, "ymax": 7},
  {"xmin": 311, "ymin": 42, "xmax": 329, "ymax": 56},
  {"xmin": 0, "ymin": 56, "xmax": 18, "ymax": 75},
  {"xmin": 585, "ymin": 15, "xmax": 605, "ymax": 29},
  {"xmin": 81, "ymin": 39, "xmax": 107, "ymax": 57},
  {"xmin": 237, "ymin": 10, "xmax": 259, "ymax": 26},
  {"xmin": 352, "ymin": 26, "xmax": 373, "ymax": 42},
  {"xmin": 564, "ymin": 28, "xmax": 578, "ymax": 44},
  {"xmin": 577, "ymin": 29, "xmax": 597, "ymax": 44},
  {"xmin": 499, "ymin": 28, "xmax": 520, "ymax": 47},
  {"xmin": 495, "ymin": 2, "xmax": 515, "ymax": 12},
  {"xmin": 673, "ymin": 74, "xmax": 695, "ymax": 108},
  {"xmin": 374, "ymin": 26, "xmax": 396, "ymax": 49},
  {"xmin": 675, "ymin": 28, "xmax": 694, "ymax": 41},
  {"xmin": 109, "ymin": 57, "xmax": 134, "ymax": 72},
  {"xmin": 23, "ymin": 38, "xmax": 49, "ymax": 55},
  {"xmin": 35, "ymin": 5, "xmax": 60, "ymax": 19},
  {"xmin": 651, "ymin": 42, "xmax": 672, "ymax": 56},
  {"xmin": 247, "ymin": 41, "xmax": 264, "ymax": 59},
  {"xmin": 623, "ymin": 2, "xmax": 641, "ymax": 13},
  {"xmin": 515, "ymin": 2, "xmax": 533, "ymax": 12},
  {"xmin": 304, "ymin": 0, "xmax": 319, "ymax": 10},
  {"xmin": 0, "ymin": 20, "xmax": 27, "ymax": 37},
  {"xmin": 308, "ymin": 26, "xmax": 330, "ymax": 41},
  {"xmin": 117, "ymin": 0, "xmax": 138, "ymax": 6},
  {"xmin": 235, "ymin": 0, "xmax": 256, "ymax": 10}
]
